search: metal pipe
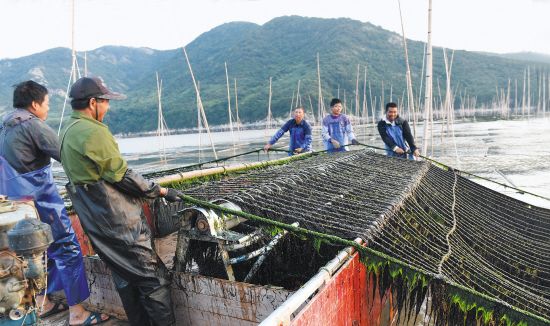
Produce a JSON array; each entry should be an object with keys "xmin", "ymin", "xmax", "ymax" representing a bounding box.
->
[
  {"xmin": 228, "ymin": 244, "xmax": 270, "ymax": 265},
  {"xmin": 225, "ymin": 231, "xmax": 263, "ymax": 251},
  {"xmin": 259, "ymin": 238, "xmax": 364, "ymax": 326},
  {"xmin": 243, "ymin": 222, "xmax": 298, "ymax": 283}
]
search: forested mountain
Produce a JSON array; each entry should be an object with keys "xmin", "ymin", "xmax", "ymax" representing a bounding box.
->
[
  {"xmin": 1, "ymin": 16, "xmax": 548, "ymax": 134},
  {"xmin": 498, "ymin": 52, "xmax": 550, "ymax": 65}
]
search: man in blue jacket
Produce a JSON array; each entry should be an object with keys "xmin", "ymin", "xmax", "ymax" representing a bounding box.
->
[
  {"xmin": 264, "ymin": 106, "xmax": 312, "ymax": 155},
  {"xmin": 321, "ymin": 98, "xmax": 359, "ymax": 153},
  {"xmin": 377, "ymin": 102, "xmax": 419, "ymax": 160}
]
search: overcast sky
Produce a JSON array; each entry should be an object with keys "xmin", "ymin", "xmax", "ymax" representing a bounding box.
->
[{"xmin": 1, "ymin": 0, "xmax": 549, "ymax": 60}]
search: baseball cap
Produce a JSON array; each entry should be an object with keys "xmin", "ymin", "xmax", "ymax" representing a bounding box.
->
[{"xmin": 69, "ymin": 77, "xmax": 126, "ymax": 101}]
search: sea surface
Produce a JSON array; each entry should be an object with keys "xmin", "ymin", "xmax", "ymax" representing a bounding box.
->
[{"xmin": 55, "ymin": 117, "xmax": 550, "ymax": 209}]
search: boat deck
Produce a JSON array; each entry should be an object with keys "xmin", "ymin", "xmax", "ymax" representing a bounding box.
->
[{"xmin": 40, "ymin": 310, "xmax": 128, "ymax": 326}]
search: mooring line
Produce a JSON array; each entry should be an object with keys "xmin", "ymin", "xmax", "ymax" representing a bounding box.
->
[
  {"xmin": 147, "ymin": 141, "xmax": 550, "ymax": 202},
  {"xmin": 437, "ymin": 170, "xmax": 458, "ymax": 275},
  {"xmin": 353, "ymin": 141, "xmax": 550, "ymax": 202}
]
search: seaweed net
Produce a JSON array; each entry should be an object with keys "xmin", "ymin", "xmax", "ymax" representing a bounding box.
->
[{"xmin": 178, "ymin": 149, "xmax": 550, "ymax": 325}]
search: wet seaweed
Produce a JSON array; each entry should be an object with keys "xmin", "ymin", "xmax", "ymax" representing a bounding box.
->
[{"xmin": 174, "ymin": 150, "xmax": 550, "ymax": 325}]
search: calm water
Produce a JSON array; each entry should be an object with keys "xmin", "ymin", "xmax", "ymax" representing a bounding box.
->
[{"xmin": 57, "ymin": 117, "xmax": 550, "ymax": 208}]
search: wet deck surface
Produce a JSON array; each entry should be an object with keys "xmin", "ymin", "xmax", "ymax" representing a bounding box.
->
[{"xmin": 40, "ymin": 309, "xmax": 129, "ymax": 326}]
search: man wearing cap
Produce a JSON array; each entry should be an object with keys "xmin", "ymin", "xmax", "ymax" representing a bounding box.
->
[
  {"xmin": 60, "ymin": 77, "xmax": 179, "ymax": 326},
  {"xmin": 0, "ymin": 80, "xmax": 109, "ymax": 325},
  {"xmin": 321, "ymin": 98, "xmax": 359, "ymax": 153}
]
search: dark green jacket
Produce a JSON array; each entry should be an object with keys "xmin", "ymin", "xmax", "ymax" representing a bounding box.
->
[{"xmin": 60, "ymin": 110, "xmax": 127, "ymax": 184}]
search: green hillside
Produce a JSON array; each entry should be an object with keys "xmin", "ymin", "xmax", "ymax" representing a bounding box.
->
[{"xmin": 1, "ymin": 16, "xmax": 547, "ymax": 134}]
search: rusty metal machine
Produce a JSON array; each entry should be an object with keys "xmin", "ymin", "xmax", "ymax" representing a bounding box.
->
[
  {"xmin": 0, "ymin": 196, "xmax": 53, "ymax": 326},
  {"xmin": 174, "ymin": 199, "xmax": 296, "ymax": 282}
]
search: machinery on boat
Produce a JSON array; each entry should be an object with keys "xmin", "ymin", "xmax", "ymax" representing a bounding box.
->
[
  {"xmin": 171, "ymin": 199, "xmax": 296, "ymax": 282},
  {"xmin": 0, "ymin": 196, "xmax": 53, "ymax": 326}
]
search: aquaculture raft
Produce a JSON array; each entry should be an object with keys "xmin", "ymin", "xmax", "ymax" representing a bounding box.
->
[{"xmin": 175, "ymin": 149, "xmax": 550, "ymax": 325}]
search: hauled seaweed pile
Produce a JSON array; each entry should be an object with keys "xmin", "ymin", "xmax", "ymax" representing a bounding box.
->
[{"xmin": 167, "ymin": 149, "xmax": 550, "ymax": 325}]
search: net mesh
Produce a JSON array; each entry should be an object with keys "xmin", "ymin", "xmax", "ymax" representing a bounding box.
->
[{"xmin": 179, "ymin": 149, "xmax": 550, "ymax": 322}]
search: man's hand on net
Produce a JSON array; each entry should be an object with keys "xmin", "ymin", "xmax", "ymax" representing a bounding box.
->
[{"xmin": 330, "ymin": 139, "xmax": 341, "ymax": 149}]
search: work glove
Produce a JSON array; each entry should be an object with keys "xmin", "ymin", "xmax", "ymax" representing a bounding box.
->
[
  {"xmin": 330, "ymin": 139, "xmax": 341, "ymax": 149},
  {"xmin": 394, "ymin": 147, "xmax": 405, "ymax": 155},
  {"xmin": 351, "ymin": 139, "xmax": 360, "ymax": 145},
  {"xmin": 164, "ymin": 188, "xmax": 182, "ymax": 202},
  {"xmin": 293, "ymin": 147, "xmax": 303, "ymax": 154}
]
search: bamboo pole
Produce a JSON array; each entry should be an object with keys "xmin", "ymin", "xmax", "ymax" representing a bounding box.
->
[
  {"xmin": 290, "ymin": 90, "xmax": 295, "ymax": 118},
  {"xmin": 296, "ymin": 79, "xmax": 302, "ymax": 107},
  {"xmin": 316, "ymin": 53, "xmax": 324, "ymax": 124},
  {"xmin": 224, "ymin": 62, "xmax": 236, "ymax": 150},
  {"xmin": 343, "ymin": 90, "xmax": 347, "ymax": 115},
  {"xmin": 362, "ymin": 65, "xmax": 368, "ymax": 138},
  {"xmin": 369, "ymin": 81, "xmax": 375, "ymax": 126},
  {"xmin": 266, "ymin": 77, "xmax": 273, "ymax": 141},
  {"xmin": 538, "ymin": 69, "xmax": 542, "ymax": 115},
  {"xmin": 514, "ymin": 79, "xmax": 518, "ymax": 115},
  {"xmin": 421, "ymin": 0, "xmax": 433, "ymax": 157},
  {"xmin": 522, "ymin": 69, "xmax": 526, "ymax": 118},
  {"xmin": 307, "ymin": 94, "xmax": 315, "ymax": 123},
  {"xmin": 84, "ymin": 52, "xmax": 87, "ymax": 77},
  {"xmin": 527, "ymin": 66, "xmax": 531, "ymax": 118},
  {"xmin": 198, "ymin": 81, "xmax": 202, "ymax": 163},
  {"xmin": 506, "ymin": 78, "xmax": 511, "ymax": 119},
  {"xmin": 416, "ymin": 43, "xmax": 427, "ymax": 112},
  {"xmin": 57, "ymin": 0, "xmax": 79, "ymax": 136},
  {"xmin": 234, "ymin": 78, "xmax": 241, "ymax": 138},
  {"xmin": 156, "ymin": 72, "xmax": 167, "ymax": 164},
  {"xmin": 183, "ymin": 47, "xmax": 218, "ymax": 160},
  {"xmin": 398, "ymin": 0, "xmax": 417, "ymax": 137},
  {"xmin": 381, "ymin": 81, "xmax": 385, "ymax": 115},
  {"xmin": 355, "ymin": 64, "xmax": 360, "ymax": 119},
  {"xmin": 544, "ymin": 72, "xmax": 548, "ymax": 118}
]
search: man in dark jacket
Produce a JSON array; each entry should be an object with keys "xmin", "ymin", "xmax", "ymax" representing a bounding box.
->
[
  {"xmin": 60, "ymin": 77, "xmax": 180, "ymax": 326},
  {"xmin": 0, "ymin": 80, "xmax": 109, "ymax": 325},
  {"xmin": 377, "ymin": 102, "xmax": 419, "ymax": 160},
  {"xmin": 264, "ymin": 106, "xmax": 312, "ymax": 155}
]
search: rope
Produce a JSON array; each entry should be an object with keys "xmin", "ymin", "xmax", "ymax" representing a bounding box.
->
[
  {"xmin": 354, "ymin": 141, "xmax": 550, "ymax": 202},
  {"xmin": 437, "ymin": 170, "xmax": 458, "ymax": 275}
]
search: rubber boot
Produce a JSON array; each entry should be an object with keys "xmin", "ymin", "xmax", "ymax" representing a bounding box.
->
[
  {"xmin": 112, "ymin": 272, "xmax": 152, "ymax": 326},
  {"xmin": 140, "ymin": 283, "xmax": 175, "ymax": 326}
]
